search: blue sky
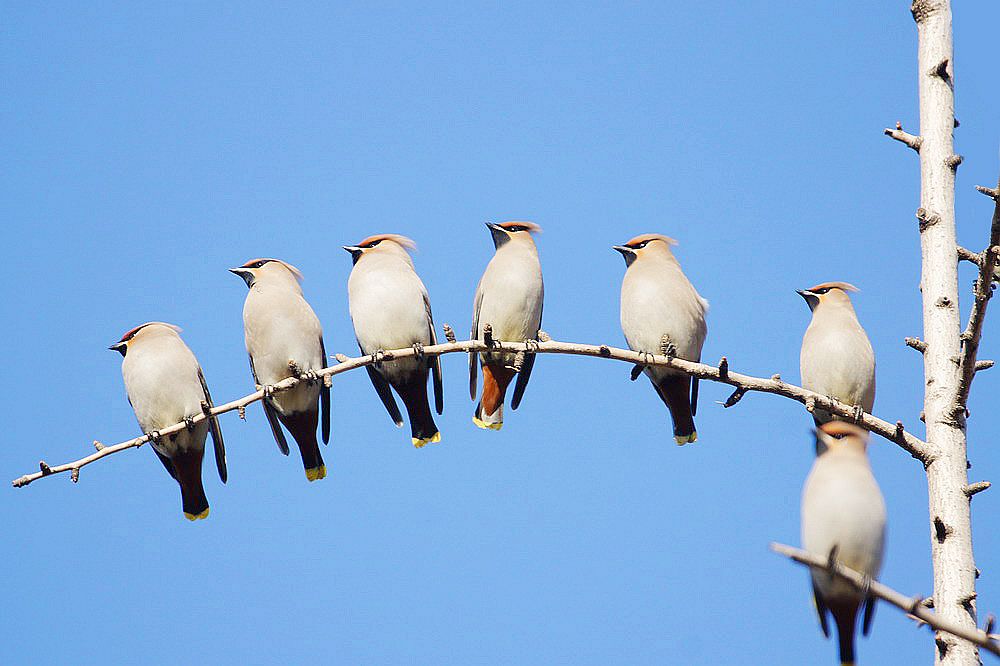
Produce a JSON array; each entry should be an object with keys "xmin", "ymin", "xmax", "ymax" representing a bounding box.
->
[{"xmin": 2, "ymin": 2, "xmax": 998, "ymax": 664}]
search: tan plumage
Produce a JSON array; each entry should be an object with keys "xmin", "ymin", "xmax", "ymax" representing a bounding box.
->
[
  {"xmin": 470, "ymin": 222, "xmax": 544, "ymax": 430},
  {"xmin": 801, "ymin": 422, "xmax": 886, "ymax": 666},
  {"xmin": 230, "ymin": 258, "xmax": 330, "ymax": 481},
  {"xmin": 110, "ymin": 322, "xmax": 227, "ymax": 520},
  {"xmin": 799, "ymin": 282, "xmax": 875, "ymax": 425},
  {"xmin": 615, "ymin": 234, "xmax": 708, "ymax": 444},
  {"xmin": 344, "ymin": 234, "xmax": 443, "ymax": 447}
]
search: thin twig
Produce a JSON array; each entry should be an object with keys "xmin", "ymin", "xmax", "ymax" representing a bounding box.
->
[
  {"xmin": 884, "ymin": 122, "xmax": 923, "ymax": 151},
  {"xmin": 11, "ymin": 338, "xmax": 933, "ymax": 488},
  {"xmin": 770, "ymin": 543, "xmax": 1000, "ymax": 657},
  {"xmin": 957, "ymin": 174, "xmax": 1000, "ymax": 408}
]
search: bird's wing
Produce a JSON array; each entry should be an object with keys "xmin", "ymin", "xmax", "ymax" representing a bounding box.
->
[
  {"xmin": 811, "ymin": 581, "xmax": 831, "ymax": 638},
  {"xmin": 469, "ymin": 287, "xmax": 483, "ymax": 400},
  {"xmin": 424, "ymin": 292, "xmax": 444, "ymax": 415},
  {"xmin": 319, "ymin": 336, "xmax": 331, "ymax": 445},
  {"xmin": 249, "ymin": 354, "xmax": 289, "ymax": 456},
  {"xmin": 152, "ymin": 447, "xmax": 178, "ymax": 481},
  {"xmin": 511, "ymin": 303, "xmax": 542, "ymax": 411},
  {"xmin": 861, "ymin": 595, "xmax": 877, "ymax": 636},
  {"xmin": 359, "ymin": 341, "xmax": 403, "ymax": 426},
  {"xmin": 198, "ymin": 366, "xmax": 227, "ymax": 483}
]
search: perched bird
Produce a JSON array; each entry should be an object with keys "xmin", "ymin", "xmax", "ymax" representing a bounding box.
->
[
  {"xmin": 801, "ymin": 421, "xmax": 886, "ymax": 666},
  {"xmin": 469, "ymin": 221, "xmax": 544, "ymax": 430},
  {"xmin": 798, "ymin": 282, "xmax": 875, "ymax": 425},
  {"xmin": 110, "ymin": 322, "xmax": 227, "ymax": 521},
  {"xmin": 344, "ymin": 234, "xmax": 443, "ymax": 447},
  {"xmin": 230, "ymin": 258, "xmax": 330, "ymax": 481},
  {"xmin": 615, "ymin": 234, "xmax": 708, "ymax": 444}
]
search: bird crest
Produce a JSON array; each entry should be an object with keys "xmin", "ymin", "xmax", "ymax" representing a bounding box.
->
[
  {"xmin": 118, "ymin": 322, "xmax": 182, "ymax": 342},
  {"xmin": 807, "ymin": 281, "xmax": 859, "ymax": 293},
  {"xmin": 624, "ymin": 233, "xmax": 677, "ymax": 248},
  {"xmin": 356, "ymin": 234, "xmax": 417, "ymax": 251},
  {"xmin": 239, "ymin": 258, "xmax": 304, "ymax": 283}
]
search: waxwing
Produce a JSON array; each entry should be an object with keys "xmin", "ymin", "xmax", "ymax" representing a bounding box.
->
[
  {"xmin": 798, "ymin": 282, "xmax": 875, "ymax": 425},
  {"xmin": 230, "ymin": 258, "xmax": 330, "ymax": 481},
  {"xmin": 469, "ymin": 221, "xmax": 544, "ymax": 430},
  {"xmin": 615, "ymin": 234, "xmax": 708, "ymax": 444},
  {"xmin": 801, "ymin": 421, "xmax": 886, "ymax": 665},
  {"xmin": 110, "ymin": 322, "xmax": 226, "ymax": 520},
  {"xmin": 344, "ymin": 235, "xmax": 443, "ymax": 447}
]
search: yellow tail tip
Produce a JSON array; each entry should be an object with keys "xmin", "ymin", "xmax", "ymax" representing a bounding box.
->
[
  {"xmin": 472, "ymin": 415, "xmax": 503, "ymax": 431},
  {"xmin": 305, "ymin": 465, "xmax": 327, "ymax": 482},
  {"xmin": 184, "ymin": 507, "xmax": 210, "ymax": 521},
  {"xmin": 675, "ymin": 432, "xmax": 697, "ymax": 445},
  {"xmin": 412, "ymin": 432, "xmax": 441, "ymax": 448}
]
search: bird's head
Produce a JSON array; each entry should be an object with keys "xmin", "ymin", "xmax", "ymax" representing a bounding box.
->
[
  {"xmin": 228, "ymin": 258, "xmax": 303, "ymax": 288},
  {"xmin": 342, "ymin": 234, "xmax": 416, "ymax": 265},
  {"xmin": 814, "ymin": 421, "xmax": 869, "ymax": 456},
  {"xmin": 485, "ymin": 221, "xmax": 541, "ymax": 249},
  {"xmin": 109, "ymin": 322, "xmax": 182, "ymax": 357},
  {"xmin": 796, "ymin": 281, "xmax": 858, "ymax": 312},
  {"xmin": 612, "ymin": 234, "xmax": 677, "ymax": 267}
]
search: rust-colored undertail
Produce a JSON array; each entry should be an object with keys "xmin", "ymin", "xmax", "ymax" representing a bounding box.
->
[{"xmin": 172, "ymin": 448, "xmax": 210, "ymax": 520}]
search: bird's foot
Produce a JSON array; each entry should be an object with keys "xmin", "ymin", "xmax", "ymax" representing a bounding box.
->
[
  {"xmin": 525, "ymin": 338, "xmax": 539, "ymax": 353},
  {"xmin": 262, "ymin": 384, "xmax": 275, "ymax": 399},
  {"xmin": 412, "ymin": 342, "xmax": 425, "ymax": 361},
  {"xmin": 372, "ymin": 349, "xmax": 386, "ymax": 367},
  {"xmin": 184, "ymin": 416, "xmax": 196, "ymax": 432},
  {"xmin": 287, "ymin": 359, "xmax": 302, "ymax": 378},
  {"xmin": 303, "ymin": 369, "xmax": 320, "ymax": 384},
  {"xmin": 852, "ymin": 404, "xmax": 865, "ymax": 422},
  {"xmin": 860, "ymin": 573, "xmax": 873, "ymax": 600},
  {"xmin": 826, "ymin": 545, "xmax": 840, "ymax": 579},
  {"xmin": 660, "ymin": 335, "xmax": 677, "ymax": 357},
  {"xmin": 147, "ymin": 430, "xmax": 161, "ymax": 446}
]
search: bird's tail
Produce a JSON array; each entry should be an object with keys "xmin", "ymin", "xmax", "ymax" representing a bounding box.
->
[
  {"xmin": 397, "ymin": 372, "xmax": 440, "ymax": 447},
  {"xmin": 473, "ymin": 363, "xmax": 515, "ymax": 431},
  {"xmin": 654, "ymin": 375, "xmax": 697, "ymax": 444},
  {"xmin": 174, "ymin": 449, "xmax": 210, "ymax": 521},
  {"xmin": 280, "ymin": 409, "xmax": 326, "ymax": 482},
  {"xmin": 833, "ymin": 604, "xmax": 858, "ymax": 666}
]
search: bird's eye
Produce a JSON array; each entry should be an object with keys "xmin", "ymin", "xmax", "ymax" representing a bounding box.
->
[
  {"xmin": 507, "ymin": 225, "xmax": 525, "ymax": 232},
  {"xmin": 816, "ymin": 288, "xmax": 830, "ymax": 295},
  {"xmin": 251, "ymin": 260, "xmax": 267, "ymax": 268},
  {"xmin": 634, "ymin": 241, "xmax": 650, "ymax": 249},
  {"xmin": 363, "ymin": 239, "xmax": 383, "ymax": 249}
]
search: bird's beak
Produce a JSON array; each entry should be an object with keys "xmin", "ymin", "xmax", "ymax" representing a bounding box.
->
[
  {"xmin": 343, "ymin": 246, "xmax": 363, "ymax": 263},
  {"xmin": 613, "ymin": 245, "xmax": 637, "ymax": 266},
  {"xmin": 797, "ymin": 289, "xmax": 819, "ymax": 311},
  {"xmin": 486, "ymin": 222, "xmax": 507, "ymax": 248},
  {"xmin": 229, "ymin": 268, "xmax": 254, "ymax": 286},
  {"xmin": 108, "ymin": 341, "xmax": 127, "ymax": 356}
]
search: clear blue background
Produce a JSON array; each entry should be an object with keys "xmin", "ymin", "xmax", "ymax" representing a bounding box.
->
[{"xmin": 3, "ymin": 2, "xmax": 998, "ymax": 664}]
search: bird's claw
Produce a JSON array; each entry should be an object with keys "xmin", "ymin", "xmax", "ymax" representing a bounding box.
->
[
  {"xmin": 184, "ymin": 416, "xmax": 196, "ymax": 432},
  {"xmin": 372, "ymin": 349, "xmax": 386, "ymax": 367},
  {"xmin": 525, "ymin": 339, "xmax": 539, "ymax": 353},
  {"xmin": 262, "ymin": 384, "xmax": 275, "ymax": 399},
  {"xmin": 147, "ymin": 430, "xmax": 161, "ymax": 445},
  {"xmin": 303, "ymin": 369, "xmax": 320, "ymax": 384},
  {"xmin": 852, "ymin": 404, "xmax": 865, "ymax": 422},
  {"xmin": 412, "ymin": 342, "xmax": 425, "ymax": 360}
]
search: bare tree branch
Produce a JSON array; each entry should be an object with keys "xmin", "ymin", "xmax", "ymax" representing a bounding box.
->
[
  {"xmin": 885, "ymin": 121, "xmax": 924, "ymax": 151},
  {"xmin": 957, "ymin": 175, "xmax": 1000, "ymax": 408},
  {"xmin": 10, "ymin": 335, "xmax": 932, "ymax": 488},
  {"xmin": 770, "ymin": 543, "xmax": 1000, "ymax": 657}
]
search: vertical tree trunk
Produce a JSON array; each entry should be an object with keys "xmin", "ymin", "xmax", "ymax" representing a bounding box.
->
[{"xmin": 910, "ymin": 1, "xmax": 979, "ymax": 663}]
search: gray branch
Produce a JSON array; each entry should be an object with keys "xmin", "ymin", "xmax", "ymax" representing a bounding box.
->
[
  {"xmin": 11, "ymin": 337, "xmax": 932, "ymax": 488},
  {"xmin": 770, "ymin": 543, "xmax": 1000, "ymax": 657}
]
